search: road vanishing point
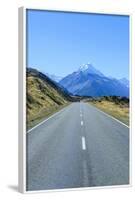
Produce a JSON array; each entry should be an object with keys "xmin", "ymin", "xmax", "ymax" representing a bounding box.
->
[{"xmin": 26, "ymin": 102, "xmax": 129, "ymax": 191}]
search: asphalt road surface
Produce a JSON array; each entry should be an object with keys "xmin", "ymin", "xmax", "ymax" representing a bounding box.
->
[{"xmin": 26, "ymin": 102, "xmax": 129, "ymax": 191}]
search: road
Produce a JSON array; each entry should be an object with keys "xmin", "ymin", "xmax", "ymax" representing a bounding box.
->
[{"xmin": 26, "ymin": 102, "xmax": 129, "ymax": 191}]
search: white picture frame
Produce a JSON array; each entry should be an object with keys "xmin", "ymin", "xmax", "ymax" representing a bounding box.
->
[{"xmin": 18, "ymin": 6, "xmax": 132, "ymax": 193}]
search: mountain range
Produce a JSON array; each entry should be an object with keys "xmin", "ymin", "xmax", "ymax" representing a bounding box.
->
[
  {"xmin": 59, "ymin": 63, "xmax": 129, "ymax": 97},
  {"xmin": 27, "ymin": 66, "xmax": 129, "ymax": 129}
]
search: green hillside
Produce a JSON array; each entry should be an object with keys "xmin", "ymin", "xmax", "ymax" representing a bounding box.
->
[{"xmin": 26, "ymin": 68, "xmax": 71, "ymax": 130}]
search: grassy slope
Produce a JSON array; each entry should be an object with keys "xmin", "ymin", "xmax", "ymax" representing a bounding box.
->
[
  {"xmin": 27, "ymin": 74, "xmax": 69, "ymax": 130},
  {"xmin": 90, "ymin": 98, "xmax": 129, "ymax": 126}
]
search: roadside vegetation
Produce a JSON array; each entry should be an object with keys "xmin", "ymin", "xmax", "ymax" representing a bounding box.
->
[
  {"xmin": 89, "ymin": 96, "xmax": 129, "ymax": 125},
  {"xmin": 27, "ymin": 69, "xmax": 71, "ymax": 130}
]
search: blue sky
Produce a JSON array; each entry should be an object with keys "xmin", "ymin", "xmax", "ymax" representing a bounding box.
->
[{"xmin": 27, "ymin": 9, "xmax": 129, "ymax": 79}]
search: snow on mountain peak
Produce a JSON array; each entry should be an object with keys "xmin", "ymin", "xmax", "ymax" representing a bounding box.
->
[
  {"xmin": 78, "ymin": 63, "xmax": 104, "ymax": 77},
  {"xmin": 79, "ymin": 63, "xmax": 90, "ymax": 71}
]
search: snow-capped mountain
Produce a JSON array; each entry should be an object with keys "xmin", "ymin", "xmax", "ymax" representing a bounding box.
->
[
  {"xmin": 78, "ymin": 63, "xmax": 104, "ymax": 77},
  {"xmin": 59, "ymin": 63, "xmax": 129, "ymax": 97}
]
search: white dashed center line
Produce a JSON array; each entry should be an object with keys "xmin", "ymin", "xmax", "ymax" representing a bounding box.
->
[
  {"xmin": 80, "ymin": 114, "xmax": 82, "ymax": 117},
  {"xmin": 82, "ymin": 136, "xmax": 86, "ymax": 150},
  {"xmin": 81, "ymin": 121, "xmax": 83, "ymax": 126}
]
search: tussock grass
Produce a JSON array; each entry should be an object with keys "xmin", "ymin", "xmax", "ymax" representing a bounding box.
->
[
  {"xmin": 27, "ymin": 76, "xmax": 69, "ymax": 130},
  {"xmin": 90, "ymin": 99, "xmax": 129, "ymax": 125}
]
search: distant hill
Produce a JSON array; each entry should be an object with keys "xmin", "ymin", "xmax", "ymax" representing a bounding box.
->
[
  {"xmin": 27, "ymin": 68, "xmax": 73, "ymax": 129},
  {"xmin": 45, "ymin": 73, "xmax": 63, "ymax": 82},
  {"xmin": 119, "ymin": 78, "xmax": 129, "ymax": 88},
  {"xmin": 59, "ymin": 63, "xmax": 129, "ymax": 97}
]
